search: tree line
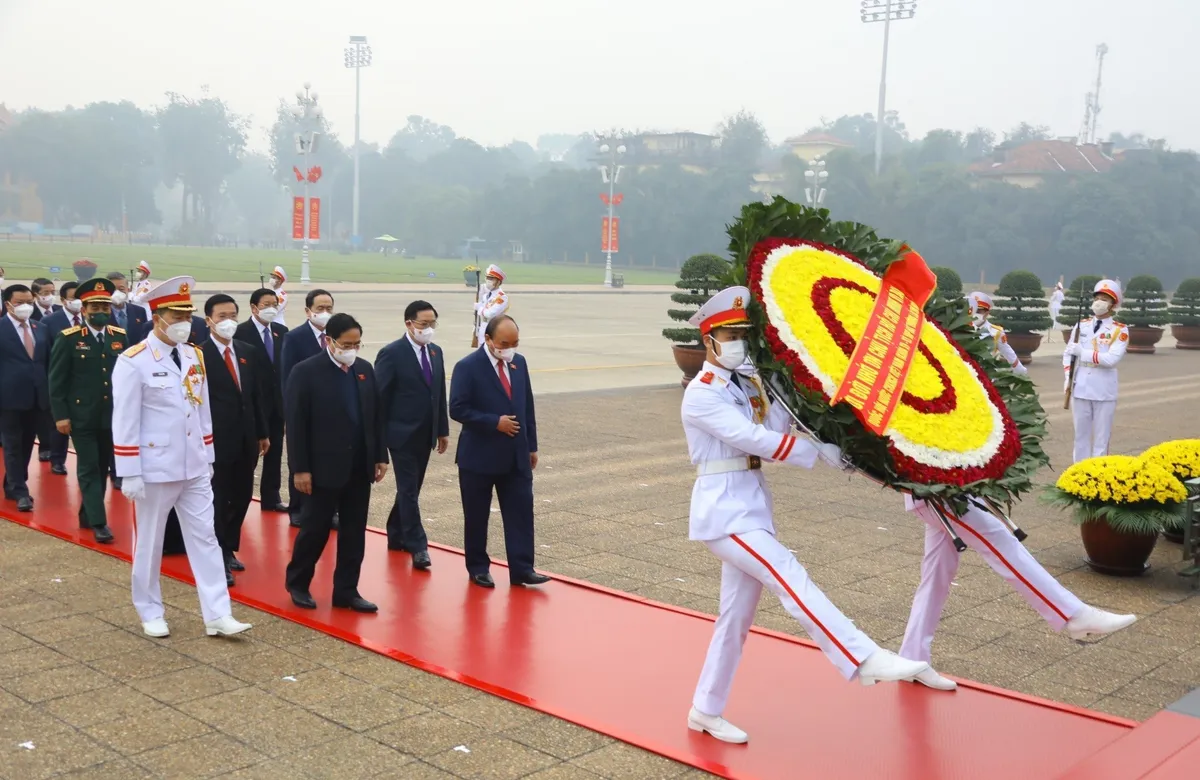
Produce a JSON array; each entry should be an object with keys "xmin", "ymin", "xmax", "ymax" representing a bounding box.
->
[{"xmin": 1, "ymin": 92, "xmax": 1196, "ymax": 286}]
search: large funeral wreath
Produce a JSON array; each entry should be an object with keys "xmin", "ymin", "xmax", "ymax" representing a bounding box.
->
[{"xmin": 726, "ymin": 198, "xmax": 1049, "ymax": 511}]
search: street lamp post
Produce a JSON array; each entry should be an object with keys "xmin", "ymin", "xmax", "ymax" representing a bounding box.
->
[
  {"xmin": 804, "ymin": 156, "xmax": 829, "ymax": 206},
  {"xmin": 343, "ymin": 36, "xmax": 372, "ymax": 251},
  {"xmin": 860, "ymin": 0, "xmax": 917, "ymax": 177},
  {"xmin": 598, "ymin": 143, "xmax": 626, "ymax": 288},
  {"xmin": 292, "ymin": 83, "xmax": 323, "ymax": 283}
]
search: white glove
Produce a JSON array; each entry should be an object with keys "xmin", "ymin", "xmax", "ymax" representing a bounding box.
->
[
  {"xmin": 120, "ymin": 476, "xmax": 146, "ymax": 502},
  {"xmin": 209, "ymin": 464, "xmax": 215, "ymax": 479},
  {"xmin": 1064, "ymin": 342, "xmax": 1083, "ymax": 358},
  {"xmin": 819, "ymin": 443, "xmax": 843, "ymax": 468}
]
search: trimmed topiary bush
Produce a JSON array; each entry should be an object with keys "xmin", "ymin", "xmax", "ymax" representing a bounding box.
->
[
  {"xmin": 1168, "ymin": 278, "xmax": 1200, "ymax": 326},
  {"xmin": 931, "ymin": 266, "xmax": 963, "ymax": 298},
  {"xmin": 662, "ymin": 253, "xmax": 732, "ymax": 344},
  {"xmin": 1057, "ymin": 274, "xmax": 1102, "ymax": 328},
  {"xmin": 991, "ymin": 270, "xmax": 1053, "ymax": 334},
  {"xmin": 1121, "ymin": 275, "xmax": 1170, "ymax": 328}
]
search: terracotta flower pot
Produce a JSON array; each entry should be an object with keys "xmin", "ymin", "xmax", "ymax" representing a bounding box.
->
[
  {"xmin": 1080, "ymin": 520, "xmax": 1158, "ymax": 576},
  {"xmin": 671, "ymin": 344, "xmax": 706, "ymax": 388},
  {"xmin": 1005, "ymin": 332, "xmax": 1042, "ymax": 365},
  {"xmin": 1127, "ymin": 326, "xmax": 1164, "ymax": 354},
  {"xmin": 1171, "ymin": 324, "xmax": 1200, "ymax": 350}
]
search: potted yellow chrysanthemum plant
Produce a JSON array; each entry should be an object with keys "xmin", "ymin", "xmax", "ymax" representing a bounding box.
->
[
  {"xmin": 1045, "ymin": 455, "xmax": 1187, "ymax": 576},
  {"xmin": 1140, "ymin": 439, "xmax": 1200, "ymax": 543}
]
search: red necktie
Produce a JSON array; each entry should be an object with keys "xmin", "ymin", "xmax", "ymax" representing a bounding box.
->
[
  {"xmin": 20, "ymin": 323, "xmax": 34, "ymax": 359},
  {"xmin": 496, "ymin": 359, "xmax": 512, "ymax": 399},
  {"xmin": 224, "ymin": 347, "xmax": 240, "ymax": 390},
  {"xmin": 73, "ymin": 315, "xmax": 81, "ymax": 327},
  {"xmin": 319, "ymin": 333, "xmax": 327, "ymax": 350}
]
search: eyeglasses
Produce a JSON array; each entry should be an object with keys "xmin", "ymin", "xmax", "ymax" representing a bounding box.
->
[
  {"xmin": 333, "ymin": 341, "xmax": 362, "ymax": 350},
  {"xmin": 409, "ymin": 320, "xmax": 438, "ymax": 328}
]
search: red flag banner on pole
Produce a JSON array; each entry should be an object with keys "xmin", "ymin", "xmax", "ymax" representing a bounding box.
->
[
  {"xmin": 830, "ymin": 248, "xmax": 937, "ymax": 434},
  {"xmin": 601, "ymin": 217, "xmax": 611, "ymax": 252},
  {"xmin": 608, "ymin": 217, "xmax": 620, "ymax": 253},
  {"xmin": 308, "ymin": 198, "xmax": 321, "ymax": 242},
  {"xmin": 291, "ymin": 197, "xmax": 305, "ymax": 240}
]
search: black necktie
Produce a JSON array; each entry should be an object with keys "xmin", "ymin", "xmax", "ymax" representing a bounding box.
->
[
  {"xmin": 729, "ymin": 372, "xmax": 743, "ymax": 390},
  {"xmin": 171, "ymin": 347, "xmax": 181, "ymax": 369}
]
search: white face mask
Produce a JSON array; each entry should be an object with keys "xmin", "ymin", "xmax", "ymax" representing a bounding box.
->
[
  {"xmin": 269, "ymin": 278, "xmax": 281, "ymax": 290},
  {"xmin": 410, "ymin": 325, "xmax": 436, "ymax": 345},
  {"xmin": 135, "ymin": 272, "xmax": 147, "ymax": 282},
  {"xmin": 487, "ymin": 279, "xmax": 500, "ymax": 290},
  {"xmin": 111, "ymin": 290, "xmax": 128, "ymax": 306},
  {"xmin": 972, "ymin": 312, "xmax": 986, "ymax": 327},
  {"xmin": 332, "ymin": 346, "xmax": 358, "ymax": 366},
  {"xmin": 65, "ymin": 299, "xmax": 83, "ymax": 314},
  {"xmin": 11, "ymin": 303, "xmax": 34, "ymax": 321},
  {"xmin": 37, "ymin": 295, "xmax": 55, "ymax": 308},
  {"xmin": 1091, "ymin": 299, "xmax": 1112, "ymax": 316},
  {"xmin": 490, "ymin": 344, "xmax": 515, "ymax": 362},
  {"xmin": 163, "ymin": 320, "xmax": 192, "ymax": 344},
  {"xmin": 710, "ymin": 336, "xmax": 747, "ymax": 370},
  {"xmin": 256, "ymin": 306, "xmax": 278, "ymax": 323},
  {"xmin": 213, "ymin": 319, "xmax": 238, "ymax": 340},
  {"xmin": 310, "ymin": 311, "xmax": 332, "ymax": 328}
]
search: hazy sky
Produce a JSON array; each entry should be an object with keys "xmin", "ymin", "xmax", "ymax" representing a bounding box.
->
[{"xmin": 2, "ymin": 0, "xmax": 1197, "ymax": 153}]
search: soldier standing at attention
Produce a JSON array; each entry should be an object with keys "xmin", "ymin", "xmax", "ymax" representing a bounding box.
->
[
  {"xmin": 474, "ymin": 264, "xmax": 509, "ymax": 346},
  {"xmin": 1064, "ymin": 279, "xmax": 1128, "ymax": 462},
  {"xmin": 681, "ymin": 286, "xmax": 928, "ymax": 745},
  {"xmin": 49, "ymin": 278, "xmax": 125, "ymax": 544},
  {"xmin": 967, "ymin": 292, "xmax": 1028, "ymax": 375},
  {"xmin": 112, "ymin": 276, "xmax": 252, "ymax": 639}
]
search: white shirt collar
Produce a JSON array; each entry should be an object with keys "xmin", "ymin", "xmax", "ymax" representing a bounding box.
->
[
  {"xmin": 7, "ymin": 313, "xmax": 29, "ymax": 329},
  {"xmin": 308, "ymin": 320, "xmax": 325, "ymax": 341},
  {"xmin": 327, "ymin": 348, "xmax": 347, "ymax": 371},
  {"xmin": 213, "ymin": 339, "xmax": 233, "ymax": 357},
  {"xmin": 87, "ymin": 323, "xmax": 105, "ymax": 338},
  {"xmin": 406, "ymin": 332, "xmax": 426, "ymax": 358}
]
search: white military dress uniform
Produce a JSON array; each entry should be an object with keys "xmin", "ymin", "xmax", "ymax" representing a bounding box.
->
[
  {"xmin": 475, "ymin": 264, "xmax": 510, "ymax": 345},
  {"xmin": 130, "ymin": 261, "xmax": 152, "ymax": 306},
  {"xmin": 966, "ymin": 292, "xmax": 1028, "ymax": 376},
  {"xmin": 112, "ymin": 276, "xmax": 250, "ymax": 638},
  {"xmin": 1048, "ymin": 283, "xmax": 1065, "ymax": 340},
  {"xmin": 1064, "ymin": 279, "xmax": 1128, "ymax": 463},
  {"xmin": 681, "ymin": 286, "xmax": 928, "ymax": 744},
  {"xmin": 269, "ymin": 266, "xmax": 290, "ymax": 327}
]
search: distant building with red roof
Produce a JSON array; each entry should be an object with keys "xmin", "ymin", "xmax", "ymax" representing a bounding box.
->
[{"xmin": 969, "ymin": 138, "xmax": 1117, "ymax": 188}]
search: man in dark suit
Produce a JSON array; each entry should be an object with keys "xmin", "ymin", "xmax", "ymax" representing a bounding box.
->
[
  {"xmin": 234, "ymin": 288, "xmax": 289, "ymax": 512},
  {"xmin": 279, "ymin": 288, "xmax": 335, "ymax": 528},
  {"xmin": 39, "ymin": 280, "xmax": 80, "ymax": 473},
  {"xmin": 106, "ymin": 272, "xmax": 151, "ymax": 345},
  {"xmin": 202, "ymin": 294, "xmax": 270, "ymax": 585},
  {"xmin": 376, "ymin": 300, "xmax": 450, "ymax": 569},
  {"xmin": 449, "ymin": 315, "xmax": 549, "ymax": 589},
  {"xmin": 0, "ymin": 284, "xmax": 52, "ymax": 512},
  {"xmin": 30, "ymin": 278, "xmax": 62, "ymax": 322},
  {"xmin": 284, "ymin": 313, "xmax": 388, "ymax": 612}
]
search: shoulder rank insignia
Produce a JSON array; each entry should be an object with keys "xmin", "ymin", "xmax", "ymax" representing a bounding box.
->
[
  {"xmin": 1111, "ymin": 320, "xmax": 1125, "ymax": 328},
  {"xmin": 1119, "ymin": 331, "xmax": 1129, "ymax": 341},
  {"xmin": 60, "ymin": 325, "xmax": 83, "ymax": 337},
  {"xmin": 699, "ymin": 372, "xmax": 714, "ymax": 385},
  {"xmin": 122, "ymin": 343, "xmax": 147, "ymax": 358},
  {"xmin": 107, "ymin": 325, "xmax": 126, "ymax": 335}
]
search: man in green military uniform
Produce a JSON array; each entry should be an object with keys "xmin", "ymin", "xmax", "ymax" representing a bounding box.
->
[{"xmin": 49, "ymin": 278, "xmax": 126, "ymax": 544}]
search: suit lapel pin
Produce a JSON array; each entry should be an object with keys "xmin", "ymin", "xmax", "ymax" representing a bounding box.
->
[
  {"xmin": 239, "ymin": 357, "xmax": 247, "ymax": 364},
  {"xmin": 357, "ymin": 373, "xmax": 366, "ymax": 381}
]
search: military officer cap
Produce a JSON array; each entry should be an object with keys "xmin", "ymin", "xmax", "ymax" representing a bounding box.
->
[
  {"xmin": 1094, "ymin": 279, "xmax": 1122, "ymax": 307},
  {"xmin": 145, "ymin": 275, "xmax": 197, "ymax": 313},
  {"xmin": 690, "ymin": 286, "xmax": 753, "ymax": 335},
  {"xmin": 270, "ymin": 265, "xmax": 287, "ymax": 284},
  {"xmin": 77, "ymin": 277, "xmax": 116, "ymax": 304},
  {"xmin": 137, "ymin": 260, "xmax": 151, "ymax": 276},
  {"xmin": 967, "ymin": 291, "xmax": 993, "ymax": 315},
  {"xmin": 485, "ymin": 264, "xmax": 505, "ymax": 282}
]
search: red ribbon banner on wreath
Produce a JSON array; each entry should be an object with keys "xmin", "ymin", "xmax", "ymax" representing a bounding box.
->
[{"xmin": 831, "ymin": 247, "xmax": 937, "ymax": 434}]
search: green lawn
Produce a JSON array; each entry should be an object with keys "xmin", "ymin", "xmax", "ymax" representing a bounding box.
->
[{"xmin": 0, "ymin": 242, "xmax": 678, "ymax": 286}]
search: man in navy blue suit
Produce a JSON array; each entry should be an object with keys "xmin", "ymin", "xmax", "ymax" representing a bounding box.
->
[
  {"xmin": 449, "ymin": 315, "xmax": 549, "ymax": 589},
  {"xmin": 30, "ymin": 278, "xmax": 62, "ymax": 322},
  {"xmin": 279, "ymin": 288, "xmax": 335, "ymax": 528},
  {"xmin": 0, "ymin": 284, "xmax": 52, "ymax": 512},
  {"xmin": 106, "ymin": 272, "xmax": 151, "ymax": 344}
]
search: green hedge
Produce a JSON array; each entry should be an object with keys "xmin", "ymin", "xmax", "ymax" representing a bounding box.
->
[
  {"xmin": 931, "ymin": 266, "xmax": 963, "ymax": 298},
  {"xmin": 1168, "ymin": 278, "xmax": 1200, "ymax": 326},
  {"xmin": 991, "ymin": 270, "xmax": 1053, "ymax": 333},
  {"xmin": 1121, "ymin": 275, "xmax": 1170, "ymax": 328},
  {"xmin": 662, "ymin": 253, "xmax": 731, "ymax": 344}
]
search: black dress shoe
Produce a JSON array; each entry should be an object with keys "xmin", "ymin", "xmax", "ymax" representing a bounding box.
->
[
  {"xmin": 332, "ymin": 596, "xmax": 377, "ymax": 613},
  {"xmin": 331, "ymin": 513, "xmax": 340, "ymax": 530},
  {"xmin": 512, "ymin": 571, "xmax": 552, "ymax": 586},
  {"xmin": 225, "ymin": 569, "xmax": 235, "ymax": 587},
  {"xmin": 38, "ymin": 453, "xmax": 51, "ymax": 462},
  {"xmin": 288, "ymin": 515, "xmax": 302, "ymax": 528},
  {"xmin": 469, "ymin": 573, "xmax": 495, "ymax": 589},
  {"xmin": 289, "ymin": 589, "xmax": 317, "ymax": 609},
  {"xmin": 228, "ymin": 555, "xmax": 245, "ymax": 572},
  {"xmin": 412, "ymin": 550, "xmax": 432, "ymax": 570},
  {"xmin": 17, "ymin": 497, "xmax": 33, "ymax": 512},
  {"xmin": 270, "ymin": 503, "xmax": 289, "ymax": 513},
  {"xmin": 92, "ymin": 526, "xmax": 114, "ymax": 544},
  {"xmin": 50, "ymin": 464, "xmax": 68, "ymax": 476}
]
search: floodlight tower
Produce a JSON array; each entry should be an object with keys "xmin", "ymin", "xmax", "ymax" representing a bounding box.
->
[
  {"xmin": 344, "ymin": 36, "xmax": 372, "ymax": 249},
  {"xmin": 860, "ymin": 1, "xmax": 918, "ymax": 176}
]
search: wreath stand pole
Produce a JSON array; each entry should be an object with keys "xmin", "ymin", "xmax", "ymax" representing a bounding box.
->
[
  {"xmin": 929, "ymin": 500, "xmax": 969, "ymax": 552},
  {"xmin": 971, "ymin": 496, "xmax": 1028, "ymax": 542}
]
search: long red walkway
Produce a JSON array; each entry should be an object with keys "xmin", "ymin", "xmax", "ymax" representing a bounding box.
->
[{"xmin": 5, "ymin": 455, "xmax": 1197, "ymax": 779}]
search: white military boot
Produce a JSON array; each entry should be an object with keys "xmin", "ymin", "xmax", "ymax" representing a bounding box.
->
[
  {"xmin": 687, "ymin": 706, "xmax": 749, "ymax": 744},
  {"xmin": 912, "ymin": 667, "xmax": 957, "ymax": 691},
  {"xmin": 142, "ymin": 619, "xmax": 170, "ymax": 638},
  {"xmin": 1064, "ymin": 605, "xmax": 1136, "ymax": 640},
  {"xmin": 858, "ymin": 649, "xmax": 930, "ymax": 686},
  {"xmin": 205, "ymin": 615, "xmax": 252, "ymax": 637}
]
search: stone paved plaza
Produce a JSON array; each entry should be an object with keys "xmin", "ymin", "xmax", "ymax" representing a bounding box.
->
[{"xmin": 1, "ymin": 288, "xmax": 1198, "ymax": 778}]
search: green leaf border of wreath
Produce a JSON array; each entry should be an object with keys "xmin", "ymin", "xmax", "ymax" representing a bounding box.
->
[{"xmin": 723, "ymin": 197, "xmax": 1051, "ymax": 512}]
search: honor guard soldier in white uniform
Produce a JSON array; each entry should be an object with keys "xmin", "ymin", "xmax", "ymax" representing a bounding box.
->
[
  {"xmin": 681, "ymin": 286, "xmax": 929, "ymax": 745},
  {"xmin": 474, "ymin": 264, "xmax": 509, "ymax": 346},
  {"xmin": 268, "ymin": 266, "xmax": 290, "ymax": 327},
  {"xmin": 112, "ymin": 276, "xmax": 252, "ymax": 639},
  {"xmin": 967, "ymin": 292, "xmax": 1028, "ymax": 375},
  {"xmin": 130, "ymin": 261, "xmax": 152, "ymax": 305},
  {"xmin": 1064, "ymin": 279, "xmax": 1128, "ymax": 462}
]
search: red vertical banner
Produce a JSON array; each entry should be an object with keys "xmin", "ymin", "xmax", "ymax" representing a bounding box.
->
[
  {"xmin": 608, "ymin": 217, "xmax": 620, "ymax": 253},
  {"xmin": 308, "ymin": 197, "xmax": 321, "ymax": 242},
  {"xmin": 601, "ymin": 217, "xmax": 611, "ymax": 252},
  {"xmin": 291, "ymin": 197, "xmax": 305, "ymax": 240}
]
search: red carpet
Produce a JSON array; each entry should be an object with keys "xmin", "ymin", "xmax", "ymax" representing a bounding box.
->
[{"xmin": 6, "ymin": 455, "xmax": 1198, "ymax": 779}]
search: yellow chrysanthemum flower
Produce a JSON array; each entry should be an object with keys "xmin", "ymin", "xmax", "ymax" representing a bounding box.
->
[{"xmin": 1055, "ymin": 455, "xmax": 1187, "ymax": 505}]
